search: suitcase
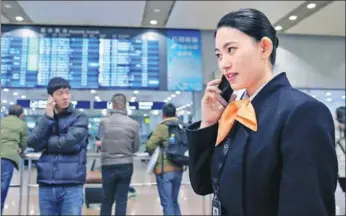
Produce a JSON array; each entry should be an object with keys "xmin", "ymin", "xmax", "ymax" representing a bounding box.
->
[
  {"xmin": 85, "ymin": 187, "xmax": 103, "ymax": 208},
  {"xmin": 85, "ymin": 148, "xmax": 103, "ymax": 208}
]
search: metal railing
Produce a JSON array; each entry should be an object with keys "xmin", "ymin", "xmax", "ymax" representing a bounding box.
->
[{"xmin": 11, "ymin": 152, "xmax": 209, "ymax": 215}]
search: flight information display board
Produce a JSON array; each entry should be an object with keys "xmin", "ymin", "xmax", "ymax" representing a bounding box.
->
[{"xmin": 1, "ymin": 24, "xmax": 202, "ymax": 91}]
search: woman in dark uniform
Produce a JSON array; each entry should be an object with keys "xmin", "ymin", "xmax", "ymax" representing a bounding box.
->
[{"xmin": 186, "ymin": 8, "xmax": 338, "ymax": 216}]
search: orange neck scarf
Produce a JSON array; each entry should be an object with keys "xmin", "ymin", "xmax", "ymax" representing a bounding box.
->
[{"xmin": 216, "ymin": 99, "xmax": 258, "ymax": 145}]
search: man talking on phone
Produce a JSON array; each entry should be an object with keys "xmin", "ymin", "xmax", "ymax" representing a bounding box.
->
[{"xmin": 28, "ymin": 77, "xmax": 89, "ymax": 216}]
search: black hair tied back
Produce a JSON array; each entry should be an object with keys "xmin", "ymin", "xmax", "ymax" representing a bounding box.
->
[{"xmin": 216, "ymin": 8, "xmax": 280, "ymax": 65}]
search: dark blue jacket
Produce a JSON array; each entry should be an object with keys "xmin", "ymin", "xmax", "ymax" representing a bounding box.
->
[
  {"xmin": 28, "ymin": 104, "xmax": 88, "ymax": 185},
  {"xmin": 187, "ymin": 73, "xmax": 338, "ymax": 216}
]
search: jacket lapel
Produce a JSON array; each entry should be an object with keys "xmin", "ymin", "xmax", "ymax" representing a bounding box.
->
[
  {"xmin": 219, "ymin": 124, "xmax": 250, "ymax": 216},
  {"xmin": 247, "ymin": 72, "xmax": 292, "ymax": 160},
  {"xmin": 251, "ymin": 72, "xmax": 291, "ymax": 110}
]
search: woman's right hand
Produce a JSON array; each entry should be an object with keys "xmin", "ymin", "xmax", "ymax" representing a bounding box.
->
[{"xmin": 200, "ymin": 78, "xmax": 225, "ymax": 128}]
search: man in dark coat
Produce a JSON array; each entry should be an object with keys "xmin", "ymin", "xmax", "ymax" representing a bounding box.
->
[{"xmin": 28, "ymin": 77, "xmax": 88, "ymax": 216}]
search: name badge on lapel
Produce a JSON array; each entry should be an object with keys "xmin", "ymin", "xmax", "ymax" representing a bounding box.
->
[{"xmin": 212, "ymin": 197, "xmax": 222, "ymax": 216}]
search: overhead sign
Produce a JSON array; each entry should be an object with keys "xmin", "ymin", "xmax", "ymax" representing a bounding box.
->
[
  {"xmin": 93, "ymin": 101, "xmax": 165, "ymax": 110},
  {"xmin": 16, "ymin": 99, "xmax": 90, "ymax": 109}
]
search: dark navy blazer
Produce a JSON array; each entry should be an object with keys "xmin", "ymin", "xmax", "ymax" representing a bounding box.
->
[{"xmin": 187, "ymin": 73, "xmax": 338, "ymax": 216}]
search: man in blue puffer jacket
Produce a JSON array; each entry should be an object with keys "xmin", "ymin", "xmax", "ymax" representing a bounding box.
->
[{"xmin": 28, "ymin": 77, "xmax": 88, "ymax": 216}]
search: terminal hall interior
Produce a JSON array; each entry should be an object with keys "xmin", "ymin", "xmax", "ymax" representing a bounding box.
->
[{"xmin": 0, "ymin": 1, "xmax": 345, "ymax": 215}]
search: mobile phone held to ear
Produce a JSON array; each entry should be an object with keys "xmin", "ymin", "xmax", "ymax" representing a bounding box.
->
[{"xmin": 217, "ymin": 75, "xmax": 234, "ymax": 107}]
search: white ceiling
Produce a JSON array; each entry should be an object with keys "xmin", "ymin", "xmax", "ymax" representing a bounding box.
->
[
  {"xmin": 166, "ymin": 1, "xmax": 304, "ymax": 30},
  {"xmin": 286, "ymin": 1, "xmax": 345, "ymax": 36},
  {"xmin": 1, "ymin": 14, "xmax": 9, "ymax": 23},
  {"xmin": 17, "ymin": 1, "xmax": 146, "ymax": 27},
  {"xmin": 1, "ymin": 1, "xmax": 344, "ymax": 36}
]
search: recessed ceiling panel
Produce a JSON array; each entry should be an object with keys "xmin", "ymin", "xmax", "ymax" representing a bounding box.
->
[
  {"xmin": 286, "ymin": 1, "xmax": 345, "ymax": 36},
  {"xmin": 1, "ymin": 14, "xmax": 9, "ymax": 23},
  {"xmin": 18, "ymin": 1, "xmax": 146, "ymax": 27},
  {"xmin": 166, "ymin": 1, "xmax": 304, "ymax": 30}
]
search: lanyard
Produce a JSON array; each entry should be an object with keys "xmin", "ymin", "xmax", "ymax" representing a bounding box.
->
[
  {"xmin": 212, "ymin": 118, "xmax": 241, "ymax": 198},
  {"xmin": 212, "ymin": 133, "xmax": 234, "ymax": 201}
]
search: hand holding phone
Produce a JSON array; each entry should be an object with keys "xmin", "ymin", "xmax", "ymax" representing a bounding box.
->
[
  {"xmin": 201, "ymin": 78, "xmax": 225, "ymax": 128},
  {"xmin": 46, "ymin": 96, "xmax": 56, "ymax": 118},
  {"xmin": 200, "ymin": 76, "xmax": 235, "ymax": 128},
  {"xmin": 217, "ymin": 75, "xmax": 234, "ymax": 107}
]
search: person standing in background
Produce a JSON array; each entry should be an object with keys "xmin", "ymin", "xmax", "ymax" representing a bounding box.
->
[
  {"xmin": 0, "ymin": 105, "xmax": 28, "ymax": 214},
  {"xmin": 28, "ymin": 77, "xmax": 89, "ymax": 216},
  {"xmin": 97, "ymin": 93, "xmax": 140, "ymax": 216},
  {"xmin": 146, "ymin": 103, "xmax": 184, "ymax": 216}
]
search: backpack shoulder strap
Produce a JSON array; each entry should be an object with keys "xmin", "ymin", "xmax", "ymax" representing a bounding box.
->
[{"xmin": 163, "ymin": 120, "xmax": 180, "ymax": 133}]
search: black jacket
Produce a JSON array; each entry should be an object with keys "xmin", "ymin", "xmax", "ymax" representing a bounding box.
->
[
  {"xmin": 28, "ymin": 104, "xmax": 89, "ymax": 185},
  {"xmin": 186, "ymin": 73, "xmax": 338, "ymax": 216}
]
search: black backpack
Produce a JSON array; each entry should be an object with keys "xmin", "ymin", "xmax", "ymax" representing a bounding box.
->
[{"xmin": 164, "ymin": 120, "xmax": 189, "ymax": 166}]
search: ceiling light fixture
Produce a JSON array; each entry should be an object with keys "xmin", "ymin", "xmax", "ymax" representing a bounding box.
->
[
  {"xmin": 3, "ymin": 88, "xmax": 9, "ymax": 92},
  {"xmin": 289, "ymin": 15, "xmax": 297, "ymax": 21},
  {"xmin": 167, "ymin": 97, "xmax": 172, "ymax": 100},
  {"xmin": 13, "ymin": 92, "xmax": 18, "ymax": 96},
  {"xmin": 150, "ymin": 20, "xmax": 158, "ymax": 25},
  {"xmin": 5, "ymin": 4, "xmax": 12, "ymax": 8},
  {"xmin": 151, "ymin": 110, "xmax": 159, "ymax": 115},
  {"xmin": 326, "ymin": 98, "xmax": 332, "ymax": 102},
  {"xmin": 275, "ymin": 25, "xmax": 283, "ymax": 31},
  {"xmin": 15, "ymin": 16, "xmax": 24, "ymax": 22},
  {"xmin": 154, "ymin": 8, "xmax": 160, "ymax": 13},
  {"xmin": 10, "ymin": 102, "xmax": 14, "ymax": 105},
  {"xmin": 133, "ymin": 90, "xmax": 139, "ymax": 94},
  {"xmin": 307, "ymin": 3, "xmax": 316, "ymax": 9},
  {"xmin": 21, "ymin": 95, "xmax": 26, "ymax": 99},
  {"xmin": 325, "ymin": 92, "xmax": 332, "ymax": 96},
  {"xmin": 90, "ymin": 89, "xmax": 96, "ymax": 94},
  {"xmin": 342, "ymin": 95, "xmax": 345, "ymax": 99},
  {"xmin": 2, "ymin": 100, "xmax": 8, "ymax": 104},
  {"xmin": 171, "ymin": 94, "xmax": 176, "ymax": 98},
  {"xmin": 175, "ymin": 91, "xmax": 181, "ymax": 95}
]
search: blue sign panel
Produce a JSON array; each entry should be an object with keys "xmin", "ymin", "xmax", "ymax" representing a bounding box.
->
[
  {"xmin": 166, "ymin": 29, "xmax": 203, "ymax": 91},
  {"xmin": 16, "ymin": 99, "xmax": 91, "ymax": 109}
]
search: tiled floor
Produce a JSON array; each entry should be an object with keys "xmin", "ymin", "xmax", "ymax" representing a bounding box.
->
[{"xmin": 2, "ymin": 152, "xmax": 345, "ymax": 215}]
